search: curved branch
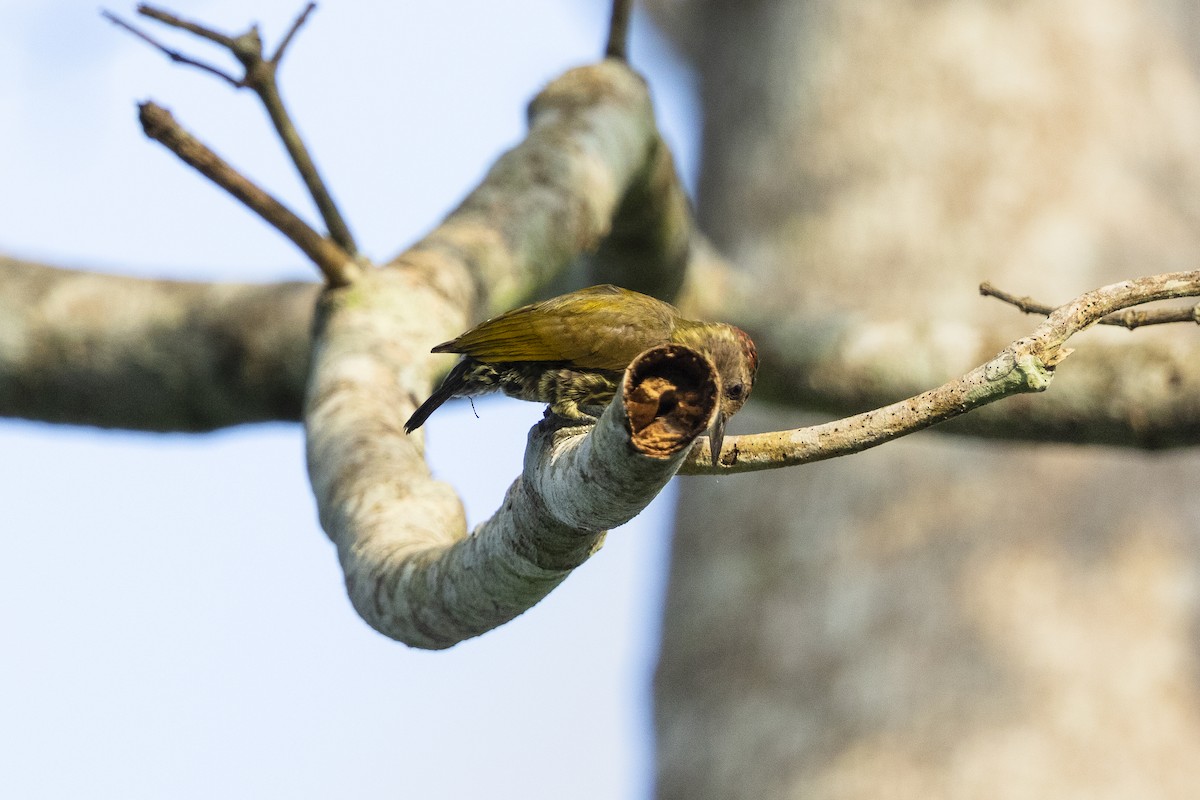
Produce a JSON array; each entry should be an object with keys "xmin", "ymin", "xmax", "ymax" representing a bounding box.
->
[
  {"xmin": 582, "ymin": 134, "xmax": 693, "ymax": 300},
  {"xmin": 308, "ymin": 294, "xmax": 714, "ymax": 648},
  {"xmin": 301, "ymin": 61, "xmax": 679, "ymax": 646},
  {"xmin": 397, "ymin": 61, "xmax": 660, "ymax": 320}
]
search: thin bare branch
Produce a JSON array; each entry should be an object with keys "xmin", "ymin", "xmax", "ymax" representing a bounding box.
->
[
  {"xmin": 102, "ymin": 10, "xmax": 241, "ymax": 86},
  {"xmin": 113, "ymin": 3, "xmax": 360, "ymax": 258},
  {"xmin": 270, "ymin": 2, "xmax": 317, "ymax": 64},
  {"xmin": 605, "ymin": 0, "xmax": 634, "ymax": 60},
  {"xmin": 248, "ymin": 73, "xmax": 359, "ymax": 258},
  {"xmin": 681, "ymin": 270, "xmax": 1200, "ymax": 473},
  {"xmin": 137, "ymin": 101, "xmax": 358, "ymax": 286},
  {"xmin": 136, "ymin": 3, "xmax": 235, "ymax": 48},
  {"xmin": 981, "ymin": 280, "xmax": 1200, "ymax": 329}
]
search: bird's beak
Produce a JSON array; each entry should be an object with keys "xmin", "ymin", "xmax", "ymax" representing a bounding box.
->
[{"xmin": 709, "ymin": 410, "xmax": 726, "ymax": 467}]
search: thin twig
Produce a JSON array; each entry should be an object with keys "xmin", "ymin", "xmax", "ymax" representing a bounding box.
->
[
  {"xmin": 138, "ymin": 101, "xmax": 358, "ymax": 286},
  {"xmin": 101, "ymin": 10, "xmax": 241, "ymax": 86},
  {"xmin": 233, "ymin": 4, "xmax": 359, "ymax": 257},
  {"xmin": 246, "ymin": 59, "xmax": 360, "ymax": 258},
  {"xmin": 681, "ymin": 271, "xmax": 1200, "ymax": 473},
  {"xmin": 605, "ymin": 0, "xmax": 633, "ymax": 60},
  {"xmin": 981, "ymin": 281, "xmax": 1200, "ymax": 329},
  {"xmin": 270, "ymin": 2, "xmax": 316, "ymax": 64},
  {"xmin": 136, "ymin": 4, "xmax": 235, "ymax": 48}
]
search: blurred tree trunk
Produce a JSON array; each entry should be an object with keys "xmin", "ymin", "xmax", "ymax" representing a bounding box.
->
[{"xmin": 649, "ymin": 1, "xmax": 1200, "ymax": 797}]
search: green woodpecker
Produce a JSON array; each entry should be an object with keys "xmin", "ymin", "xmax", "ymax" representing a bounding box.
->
[{"xmin": 404, "ymin": 284, "xmax": 757, "ymax": 463}]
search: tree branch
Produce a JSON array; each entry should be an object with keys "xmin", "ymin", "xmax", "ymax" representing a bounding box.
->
[
  {"xmin": 101, "ymin": 10, "xmax": 241, "ymax": 86},
  {"xmin": 0, "ymin": 256, "xmax": 316, "ymax": 430},
  {"xmin": 581, "ymin": 134, "xmax": 693, "ymax": 300},
  {"xmin": 679, "ymin": 271, "xmax": 1200, "ymax": 473},
  {"xmin": 109, "ymin": 3, "xmax": 360, "ymax": 258},
  {"xmin": 268, "ymin": 2, "xmax": 315, "ymax": 65},
  {"xmin": 982, "ymin": 280, "xmax": 1200, "ymax": 329},
  {"xmin": 398, "ymin": 61, "xmax": 660, "ymax": 322},
  {"xmin": 670, "ymin": 230, "xmax": 1200, "ymax": 449},
  {"xmin": 307, "ymin": 277, "xmax": 715, "ymax": 647},
  {"xmin": 605, "ymin": 0, "xmax": 634, "ymax": 61},
  {"xmin": 236, "ymin": 7, "xmax": 360, "ymax": 258},
  {"xmin": 137, "ymin": 101, "xmax": 359, "ymax": 286},
  {"xmin": 135, "ymin": 3, "xmax": 236, "ymax": 48}
]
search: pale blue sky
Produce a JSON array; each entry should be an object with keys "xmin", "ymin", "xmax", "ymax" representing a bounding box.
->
[{"xmin": 0, "ymin": 2, "xmax": 700, "ymax": 797}]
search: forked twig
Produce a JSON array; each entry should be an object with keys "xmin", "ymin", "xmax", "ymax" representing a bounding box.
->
[
  {"xmin": 102, "ymin": 10, "xmax": 240, "ymax": 86},
  {"xmin": 981, "ymin": 281, "xmax": 1200, "ymax": 329},
  {"xmin": 105, "ymin": 3, "xmax": 360, "ymax": 260}
]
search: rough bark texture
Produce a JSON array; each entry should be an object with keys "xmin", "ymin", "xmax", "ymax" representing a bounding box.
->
[
  {"xmin": 0, "ymin": 256, "xmax": 315, "ymax": 430},
  {"xmin": 305, "ymin": 62, "xmax": 693, "ymax": 649},
  {"xmin": 651, "ymin": 1, "xmax": 1200, "ymax": 797}
]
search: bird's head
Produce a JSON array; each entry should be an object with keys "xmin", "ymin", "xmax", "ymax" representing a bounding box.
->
[{"xmin": 677, "ymin": 322, "xmax": 758, "ymax": 465}]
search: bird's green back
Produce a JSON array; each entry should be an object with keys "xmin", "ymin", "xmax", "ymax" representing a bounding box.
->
[{"xmin": 432, "ymin": 284, "xmax": 681, "ymax": 370}]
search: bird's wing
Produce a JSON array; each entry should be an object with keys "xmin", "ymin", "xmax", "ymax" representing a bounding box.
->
[{"xmin": 433, "ymin": 285, "xmax": 678, "ymax": 369}]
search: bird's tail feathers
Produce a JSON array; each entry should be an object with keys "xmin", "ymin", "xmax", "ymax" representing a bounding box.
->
[{"xmin": 404, "ymin": 361, "xmax": 470, "ymax": 433}]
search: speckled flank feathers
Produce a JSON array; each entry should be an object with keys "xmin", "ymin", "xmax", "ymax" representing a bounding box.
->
[{"xmin": 405, "ymin": 285, "xmax": 757, "ymax": 463}]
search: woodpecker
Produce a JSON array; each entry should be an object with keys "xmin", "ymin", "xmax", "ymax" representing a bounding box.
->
[{"xmin": 404, "ymin": 284, "xmax": 757, "ymax": 463}]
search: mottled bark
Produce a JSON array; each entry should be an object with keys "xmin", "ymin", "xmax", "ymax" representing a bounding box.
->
[
  {"xmin": 0, "ymin": 256, "xmax": 315, "ymax": 430},
  {"xmin": 306, "ymin": 62, "xmax": 695, "ymax": 648},
  {"xmin": 651, "ymin": 1, "xmax": 1200, "ymax": 797}
]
